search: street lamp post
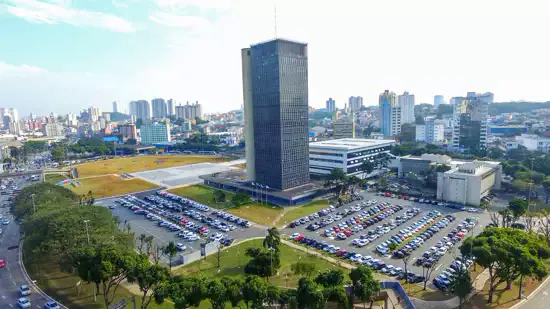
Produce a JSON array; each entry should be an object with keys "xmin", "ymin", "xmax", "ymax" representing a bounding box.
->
[
  {"xmin": 31, "ymin": 194, "xmax": 36, "ymax": 214},
  {"xmin": 83, "ymin": 220, "xmax": 91, "ymax": 244},
  {"xmin": 268, "ymin": 247, "xmax": 275, "ymax": 281}
]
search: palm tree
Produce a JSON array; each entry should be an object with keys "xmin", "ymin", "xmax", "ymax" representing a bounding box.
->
[
  {"xmin": 164, "ymin": 241, "xmax": 178, "ymax": 271},
  {"xmin": 137, "ymin": 233, "xmax": 147, "ymax": 254},
  {"xmin": 263, "ymin": 227, "xmax": 281, "ymax": 251}
]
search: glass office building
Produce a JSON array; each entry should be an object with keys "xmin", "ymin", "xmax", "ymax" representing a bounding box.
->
[{"xmin": 245, "ymin": 39, "xmax": 310, "ymax": 190}]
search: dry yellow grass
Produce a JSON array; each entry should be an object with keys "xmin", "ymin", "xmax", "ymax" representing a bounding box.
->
[
  {"xmin": 67, "ymin": 175, "xmax": 157, "ymax": 198},
  {"xmin": 75, "ymin": 155, "xmax": 227, "ymax": 177}
]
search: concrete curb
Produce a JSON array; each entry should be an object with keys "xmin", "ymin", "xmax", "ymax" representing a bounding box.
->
[
  {"xmin": 509, "ymin": 274, "xmax": 550, "ymax": 309},
  {"xmin": 19, "ymin": 240, "xmax": 69, "ymax": 309}
]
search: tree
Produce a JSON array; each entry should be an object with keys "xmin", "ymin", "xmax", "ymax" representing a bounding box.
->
[
  {"xmin": 213, "ymin": 190, "xmax": 226, "ymax": 203},
  {"xmin": 126, "ymin": 260, "xmax": 169, "ymax": 309},
  {"xmin": 415, "ymin": 116, "xmax": 425, "ymax": 124},
  {"xmin": 508, "ymin": 198, "xmax": 527, "ymax": 222},
  {"xmin": 232, "ymin": 192, "xmax": 251, "ymax": 207},
  {"xmin": 263, "ymin": 227, "xmax": 281, "ymax": 251},
  {"xmin": 324, "ymin": 168, "xmax": 348, "ymax": 198},
  {"xmin": 421, "ymin": 259, "xmax": 440, "ymax": 291},
  {"xmin": 137, "ymin": 233, "xmax": 147, "ymax": 254},
  {"xmin": 539, "ymin": 210, "xmax": 550, "ymax": 246},
  {"xmin": 296, "ymin": 278, "xmax": 326, "ymax": 309},
  {"xmin": 221, "ymin": 277, "xmax": 244, "ymax": 308},
  {"xmin": 51, "ymin": 147, "xmax": 66, "ymax": 163},
  {"xmin": 512, "ymin": 179, "xmax": 531, "ymax": 193},
  {"xmin": 542, "ymin": 178, "xmax": 550, "ymax": 204},
  {"xmin": 323, "ymin": 286, "xmax": 348, "ymax": 309},
  {"xmin": 398, "ymin": 123, "xmax": 416, "ymax": 142},
  {"xmin": 71, "ymin": 244, "xmax": 138, "ymax": 308},
  {"xmin": 207, "ymin": 279, "xmax": 228, "ymax": 309},
  {"xmin": 291, "ymin": 261, "xmax": 317, "ymax": 277},
  {"xmin": 266, "ymin": 285, "xmax": 281, "ymax": 307},
  {"xmin": 450, "ymin": 268, "xmax": 472, "ymax": 309},
  {"xmin": 151, "ymin": 244, "xmax": 165, "ymax": 265},
  {"xmin": 460, "ymin": 227, "xmax": 550, "ymax": 303},
  {"xmin": 315, "ymin": 269, "xmax": 344, "ymax": 287},
  {"xmin": 164, "ymin": 241, "xmax": 178, "ymax": 271},
  {"xmin": 245, "ymin": 247, "xmax": 281, "ymax": 278},
  {"xmin": 165, "ymin": 276, "xmax": 206, "ymax": 309},
  {"xmin": 353, "ymin": 270, "xmax": 380, "ymax": 308},
  {"xmin": 242, "ymin": 275, "xmax": 269, "ymax": 309},
  {"xmin": 125, "ymin": 138, "xmax": 137, "ymax": 145},
  {"xmin": 360, "ymin": 160, "xmax": 374, "ymax": 179}
]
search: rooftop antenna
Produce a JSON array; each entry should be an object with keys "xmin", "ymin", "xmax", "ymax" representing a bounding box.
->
[{"xmin": 274, "ymin": 3, "xmax": 277, "ymax": 38}]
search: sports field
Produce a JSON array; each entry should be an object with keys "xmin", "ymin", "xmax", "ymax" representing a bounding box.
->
[
  {"xmin": 66, "ymin": 175, "xmax": 158, "ymax": 198},
  {"xmin": 75, "ymin": 155, "xmax": 227, "ymax": 177}
]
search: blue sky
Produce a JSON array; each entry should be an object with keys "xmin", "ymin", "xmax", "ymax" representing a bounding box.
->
[{"xmin": 2, "ymin": 0, "xmax": 550, "ymax": 117}]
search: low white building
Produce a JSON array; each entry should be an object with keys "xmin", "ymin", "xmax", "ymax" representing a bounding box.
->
[
  {"xmin": 309, "ymin": 138, "xmax": 396, "ymax": 178},
  {"xmin": 516, "ymin": 134, "xmax": 550, "ymax": 153},
  {"xmin": 437, "ymin": 161, "xmax": 502, "ymax": 206}
]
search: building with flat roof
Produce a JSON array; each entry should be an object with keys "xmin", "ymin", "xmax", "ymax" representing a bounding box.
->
[
  {"xmin": 416, "ymin": 118, "xmax": 444, "ymax": 143},
  {"xmin": 118, "ymin": 123, "xmax": 137, "ymax": 140},
  {"xmin": 333, "ymin": 119, "xmax": 355, "ymax": 139},
  {"xmin": 140, "ymin": 122, "xmax": 171, "ymax": 145},
  {"xmin": 242, "ymin": 38, "xmax": 310, "ymax": 190},
  {"xmin": 437, "ymin": 160, "xmax": 502, "ymax": 206},
  {"xmin": 379, "ymin": 90, "xmax": 400, "ymax": 137},
  {"xmin": 309, "ymin": 138, "xmax": 396, "ymax": 178}
]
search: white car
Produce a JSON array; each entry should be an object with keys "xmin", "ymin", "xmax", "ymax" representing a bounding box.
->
[
  {"xmin": 289, "ymin": 232, "xmax": 300, "ymax": 240},
  {"xmin": 17, "ymin": 297, "xmax": 31, "ymax": 309},
  {"xmin": 176, "ymin": 243, "xmax": 187, "ymax": 251},
  {"xmin": 19, "ymin": 284, "xmax": 31, "ymax": 296}
]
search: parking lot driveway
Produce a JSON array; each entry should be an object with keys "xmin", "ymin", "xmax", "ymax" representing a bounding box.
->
[{"xmin": 283, "ymin": 191, "xmax": 492, "ymax": 280}]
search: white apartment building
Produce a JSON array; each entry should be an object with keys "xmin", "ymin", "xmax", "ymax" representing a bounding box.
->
[
  {"xmin": 398, "ymin": 91, "xmax": 415, "ymax": 124},
  {"xmin": 309, "ymin": 138, "xmax": 396, "ymax": 178},
  {"xmin": 515, "ymin": 134, "xmax": 550, "ymax": 153},
  {"xmin": 42, "ymin": 123, "xmax": 64, "ymax": 137},
  {"xmin": 140, "ymin": 122, "xmax": 171, "ymax": 144},
  {"xmin": 437, "ymin": 161, "xmax": 502, "ymax": 206},
  {"xmin": 416, "ymin": 119, "xmax": 444, "ymax": 143}
]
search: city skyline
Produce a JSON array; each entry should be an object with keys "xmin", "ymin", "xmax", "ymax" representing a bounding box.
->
[{"xmin": 2, "ymin": 0, "xmax": 550, "ymax": 116}]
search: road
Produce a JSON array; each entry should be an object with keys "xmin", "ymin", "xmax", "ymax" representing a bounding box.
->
[{"xmin": 0, "ymin": 177, "xmax": 51, "ymax": 308}]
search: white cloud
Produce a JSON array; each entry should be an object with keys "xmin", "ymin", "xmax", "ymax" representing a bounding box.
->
[
  {"xmin": 3, "ymin": 0, "xmax": 135, "ymax": 32},
  {"xmin": 154, "ymin": 0, "xmax": 231, "ymax": 9},
  {"xmin": 0, "ymin": 62, "xmax": 45, "ymax": 78},
  {"xmin": 149, "ymin": 11, "xmax": 211, "ymax": 31}
]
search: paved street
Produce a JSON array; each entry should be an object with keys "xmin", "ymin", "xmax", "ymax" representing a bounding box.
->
[
  {"xmin": 0, "ymin": 177, "xmax": 52, "ymax": 309},
  {"xmin": 282, "ymin": 190, "xmax": 491, "ymax": 281}
]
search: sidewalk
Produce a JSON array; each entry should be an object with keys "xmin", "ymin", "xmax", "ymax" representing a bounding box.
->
[{"xmin": 411, "ymin": 269, "xmax": 490, "ymax": 309}]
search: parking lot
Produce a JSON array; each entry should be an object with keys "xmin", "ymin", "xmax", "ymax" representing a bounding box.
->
[
  {"xmin": 98, "ymin": 189, "xmax": 266, "ymax": 260},
  {"xmin": 282, "ymin": 190, "xmax": 491, "ymax": 288}
]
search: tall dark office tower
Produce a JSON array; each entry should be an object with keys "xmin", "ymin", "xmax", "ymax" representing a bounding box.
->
[{"xmin": 242, "ymin": 39, "xmax": 310, "ymax": 190}]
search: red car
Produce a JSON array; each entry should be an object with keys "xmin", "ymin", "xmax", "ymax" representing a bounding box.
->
[
  {"xmin": 404, "ymin": 196, "xmax": 409, "ymax": 200},
  {"xmin": 0, "ymin": 259, "xmax": 4, "ymax": 268},
  {"xmin": 294, "ymin": 233, "xmax": 304, "ymax": 241},
  {"xmin": 385, "ymin": 192, "xmax": 391, "ymax": 197},
  {"xmin": 344, "ymin": 230, "xmax": 352, "ymax": 237},
  {"xmin": 336, "ymin": 249, "xmax": 348, "ymax": 257}
]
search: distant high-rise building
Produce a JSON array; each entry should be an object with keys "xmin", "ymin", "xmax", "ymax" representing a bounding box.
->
[
  {"xmin": 88, "ymin": 106, "xmax": 101, "ymax": 122},
  {"xmin": 349, "ymin": 96, "xmax": 364, "ymax": 112},
  {"xmin": 333, "ymin": 118, "xmax": 355, "ymax": 139},
  {"xmin": 434, "ymin": 95, "xmax": 444, "ymax": 106},
  {"xmin": 398, "ymin": 91, "xmax": 415, "ymax": 124},
  {"xmin": 140, "ymin": 122, "xmax": 171, "ymax": 144},
  {"xmin": 379, "ymin": 90, "xmax": 400, "ymax": 137},
  {"xmin": 242, "ymin": 38, "xmax": 310, "ymax": 190},
  {"xmin": 416, "ymin": 118, "xmax": 444, "ymax": 143},
  {"xmin": 152, "ymin": 98, "xmax": 168, "ymax": 118},
  {"xmin": 326, "ymin": 98, "xmax": 336, "ymax": 113},
  {"xmin": 102, "ymin": 112, "xmax": 111, "ymax": 122},
  {"xmin": 451, "ymin": 98, "xmax": 489, "ymax": 152},
  {"xmin": 130, "ymin": 100, "xmax": 151, "ymax": 120},
  {"xmin": 175, "ymin": 102, "xmax": 202, "ymax": 120},
  {"xmin": 451, "ymin": 92, "xmax": 494, "ymax": 105},
  {"xmin": 112, "ymin": 101, "xmax": 118, "ymax": 113},
  {"xmin": 118, "ymin": 123, "xmax": 137, "ymax": 140},
  {"xmin": 42, "ymin": 123, "xmax": 64, "ymax": 137},
  {"xmin": 167, "ymin": 99, "xmax": 175, "ymax": 117}
]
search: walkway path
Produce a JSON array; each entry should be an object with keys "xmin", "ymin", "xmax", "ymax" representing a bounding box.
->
[{"xmin": 411, "ymin": 269, "xmax": 490, "ymax": 309}]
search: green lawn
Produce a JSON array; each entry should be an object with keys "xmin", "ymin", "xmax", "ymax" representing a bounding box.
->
[
  {"xmin": 175, "ymin": 238, "xmax": 348, "ymax": 288},
  {"xmin": 169, "ymin": 185, "xmax": 284, "ymax": 225},
  {"xmin": 274, "ymin": 200, "xmax": 329, "ymax": 227},
  {"xmin": 169, "ymin": 185, "xmax": 235, "ymax": 209},
  {"xmin": 45, "ymin": 174, "xmax": 68, "ymax": 184}
]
